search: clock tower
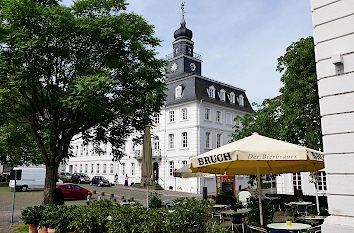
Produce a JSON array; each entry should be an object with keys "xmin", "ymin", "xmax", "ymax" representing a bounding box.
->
[{"xmin": 166, "ymin": 4, "xmax": 202, "ymax": 81}]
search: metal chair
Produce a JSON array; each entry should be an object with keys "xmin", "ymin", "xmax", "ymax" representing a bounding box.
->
[
  {"xmin": 306, "ymin": 226, "xmax": 321, "ymax": 233},
  {"xmin": 246, "ymin": 225, "xmax": 268, "ymax": 233}
]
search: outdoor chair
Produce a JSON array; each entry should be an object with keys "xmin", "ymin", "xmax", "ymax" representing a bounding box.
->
[
  {"xmin": 246, "ymin": 225, "xmax": 268, "ymax": 233},
  {"xmin": 305, "ymin": 226, "xmax": 321, "ymax": 233},
  {"xmin": 237, "ymin": 191, "xmax": 252, "ymax": 208}
]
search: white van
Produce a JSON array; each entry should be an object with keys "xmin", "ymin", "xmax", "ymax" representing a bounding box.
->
[{"xmin": 9, "ymin": 167, "xmax": 46, "ymax": 191}]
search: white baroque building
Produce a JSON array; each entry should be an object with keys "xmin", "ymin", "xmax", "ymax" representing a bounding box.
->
[
  {"xmin": 310, "ymin": 0, "xmax": 354, "ymax": 232},
  {"xmin": 66, "ymin": 14, "xmax": 253, "ymax": 194}
]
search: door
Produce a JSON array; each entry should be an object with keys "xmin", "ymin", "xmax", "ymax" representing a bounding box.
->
[{"xmin": 153, "ymin": 162, "xmax": 159, "ymax": 184}]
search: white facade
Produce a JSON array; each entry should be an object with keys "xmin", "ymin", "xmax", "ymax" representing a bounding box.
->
[
  {"xmin": 67, "ymin": 98, "xmax": 249, "ymax": 194},
  {"xmin": 310, "ymin": 0, "xmax": 354, "ymax": 232}
]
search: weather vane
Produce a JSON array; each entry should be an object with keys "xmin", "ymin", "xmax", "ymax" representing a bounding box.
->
[{"xmin": 181, "ymin": 2, "xmax": 186, "ymax": 17}]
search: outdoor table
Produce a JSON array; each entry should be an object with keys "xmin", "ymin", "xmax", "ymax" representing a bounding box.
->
[
  {"xmin": 267, "ymin": 223, "xmax": 311, "ymax": 232},
  {"xmin": 289, "ymin": 202, "xmax": 312, "ymax": 216}
]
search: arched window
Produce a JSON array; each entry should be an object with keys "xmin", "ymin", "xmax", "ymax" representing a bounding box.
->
[
  {"xmin": 175, "ymin": 85, "xmax": 183, "ymax": 99},
  {"xmin": 219, "ymin": 89, "xmax": 226, "ymax": 101},
  {"xmin": 229, "ymin": 92, "xmax": 235, "ymax": 104},
  {"xmin": 207, "ymin": 86, "xmax": 215, "ymax": 98}
]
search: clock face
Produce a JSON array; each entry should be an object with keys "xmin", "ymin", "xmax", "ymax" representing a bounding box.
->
[
  {"xmin": 190, "ymin": 63, "xmax": 196, "ymax": 71},
  {"xmin": 171, "ymin": 62, "xmax": 178, "ymax": 72}
]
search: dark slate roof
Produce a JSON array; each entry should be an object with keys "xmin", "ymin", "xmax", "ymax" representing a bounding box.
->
[{"xmin": 165, "ymin": 75, "xmax": 253, "ymax": 113}]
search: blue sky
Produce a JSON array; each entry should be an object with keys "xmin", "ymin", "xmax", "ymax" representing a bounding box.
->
[{"xmin": 62, "ymin": 0, "xmax": 314, "ymax": 104}]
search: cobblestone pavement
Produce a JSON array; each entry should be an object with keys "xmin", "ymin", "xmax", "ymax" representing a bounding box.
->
[{"xmin": 0, "ymin": 184, "xmax": 202, "ymax": 229}]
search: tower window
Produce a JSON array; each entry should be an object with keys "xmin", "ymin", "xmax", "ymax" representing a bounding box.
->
[
  {"xmin": 175, "ymin": 85, "xmax": 183, "ymax": 99},
  {"xmin": 219, "ymin": 89, "xmax": 226, "ymax": 101},
  {"xmin": 207, "ymin": 86, "xmax": 215, "ymax": 98}
]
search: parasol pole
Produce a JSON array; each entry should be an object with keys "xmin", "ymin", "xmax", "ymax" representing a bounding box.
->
[{"xmin": 257, "ymin": 166, "xmax": 264, "ymax": 226}]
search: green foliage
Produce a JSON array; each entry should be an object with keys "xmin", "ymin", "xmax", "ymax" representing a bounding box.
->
[
  {"xmin": 21, "ymin": 198, "xmax": 213, "ymax": 233},
  {"xmin": 232, "ymin": 37, "xmax": 322, "ymax": 151},
  {"xmin": 21, "ymin": 205, "xmax": 45, "ymax": 225},
  {"xmin": 148, "ymin": 191, "xmax": 163, "ymax": 209},
  {"xmin": 0, "ymin": 0, "xmax": 166, "ymax": 204}
]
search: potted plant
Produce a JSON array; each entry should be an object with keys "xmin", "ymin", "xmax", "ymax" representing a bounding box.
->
[
  {"xmin": 285, "ymin": 216, "xmax": 293, "ymax": 226},
  {"xmin": 21, "ymin": 205, "xmax": 45, "ymax": 233}
]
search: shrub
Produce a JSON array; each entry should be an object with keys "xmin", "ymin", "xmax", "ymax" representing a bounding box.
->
[
  {"xmin": 149, "ymin": 192, "xmax": 163, "ymax": 209},
  {"xmin": 21, "ymin": 205, "xmax": 45, "ymax": 225}
]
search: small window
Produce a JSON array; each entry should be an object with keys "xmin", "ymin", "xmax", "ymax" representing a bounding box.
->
[
  {"xmin": 219, "ymin": 89, "xmax": 226, "ymax": 101},
  {"xmin": 216, "ymin": 134, "xmax": 222, "ymax": 148},
  {"xmin": 182, "ymin": 108, "xmax": 188, "ymax": 120},
  {"xmin": 238, "ymin": 95, "xmax": 244, "ymax": 106},
  {"xmin": 110, "ymin": 164, "xmax": 114, "ymax": 174},
  {"xmin": 153, "ymin": 114, "xmax": 160, "ymax": 124},
  {"xmin": 169, "ymin": 161, "xmax": 175, "ymax": 176},
  {"xmin": 182, "ymin": 132, "xmax": 188, "ymax": 148},
  {"xmin": 131, "ymin": 163, "xmax": 135, "ymax": 176},
  {"xmin": 169, "ymin": 111, "xmax": 175, "ymax": 122},
  {"xmin": 216, "ymin": 111, "xmax": 222, "ymax": 123},
  {"xmin": 293, "ymin": 173, "xmax": 302, "ymax": 191},
  {"xmin": 102, "ymin": 164, "xmax": 107, "ymax": 174},
  {"xmin": 96, "ymin": 164, "xmax": 100, "ymax": 174},
  {"xmin": 207, "ymin": 86, "xmax": 215, "ymax": 98},
  {"xmin": 205, "ymin": 108, "xmax": 211, "ymax": 120},
  {"xmin": 229, "ymin": 92, "xmax": 235, "ymax": 104},
  {"xmin": 122, "ymin": 163, "xmax": 125, "ymax": 176},
  {"xmin": 168, "ymin": 134, "xmax": 174, "ymax": 149},
  {"xmin": 154, "ymin": 135, "xmax": 160, "ymax": 150},
  {"xmin": 318, "ymin": 171, "xmax": 327, "ymax": 191},
  {"xmin": 175, "ymin": 85, "xmax": 183, "ymax": 99},
  {"xmin": 205, "ymin": 132, "xmax": 211, "ymax": 148}
]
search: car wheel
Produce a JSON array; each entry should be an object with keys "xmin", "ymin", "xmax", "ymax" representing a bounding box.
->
[{"xmin": 21, "ymin": 186, "xmax": 28, "ymax": 192}]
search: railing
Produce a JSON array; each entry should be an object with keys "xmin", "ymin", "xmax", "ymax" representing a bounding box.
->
[
  {"xmin": 165, "ymin": 52, "xmax": 202, "ymax": 61},
  {"xmin": 133, "ymin": 149, "xmax": 161, "ymax": 159}
]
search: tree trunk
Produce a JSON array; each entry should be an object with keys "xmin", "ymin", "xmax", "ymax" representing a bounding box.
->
[{"xmin": 43, "ymin": 163, "xmax": 59, "ymax": 205}]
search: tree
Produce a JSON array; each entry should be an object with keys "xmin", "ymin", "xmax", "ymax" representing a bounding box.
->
[
  {"xmin": 0, "ymin": 0, "xmax": 166, "ymax": 204},
  {"xmin": 232, "ymin": 37, "xmax": 322, "ymax": 151}
]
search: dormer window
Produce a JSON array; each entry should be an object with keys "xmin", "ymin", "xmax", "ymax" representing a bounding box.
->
[
  {"xmin": 175, "ymin": 85, "xmax": 183, "ymax": 99},
  {"xmin": 229, "ymin": 92, "xmax": 235, "ymax": 104},
  {"xmin": 207, "ymin": 86, "xmax": 215, "ymax": 98},
  {"xmin": 219, "ymin": 89, "xmax": 226, "ymax": 102},
  {"xmin": 237, "ymin": 95, "xmax": 244, "ymax": 106}
]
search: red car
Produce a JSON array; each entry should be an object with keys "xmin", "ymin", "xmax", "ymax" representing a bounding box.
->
[{"xmin": 57, "ymin": 183, "xmax": 92, "ymax": 200}]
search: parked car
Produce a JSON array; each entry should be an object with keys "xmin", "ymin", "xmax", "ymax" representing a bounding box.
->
[
  {"xmin": 71, "ymin": 173, "xmax": 90, "ymax": 184},
  {"xmin": 57, "ymin": 183, "xmax": 92, "ymax": 200},
  {"xmin": 59, "ymin": 172, "xmax": 72, "ymax": 182},
  {"xmin": 90, "ymin": 176, "xmax": 111, "ymax": 187}
]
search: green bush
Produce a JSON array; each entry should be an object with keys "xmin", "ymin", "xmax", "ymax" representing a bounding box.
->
[
  {"xmin": 21, "ymin": 205, "xmax": 45, "ymax": 225},
  {"xmin": 148, "ymin": 192, "xmax": 163, "ymax": 209}
]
